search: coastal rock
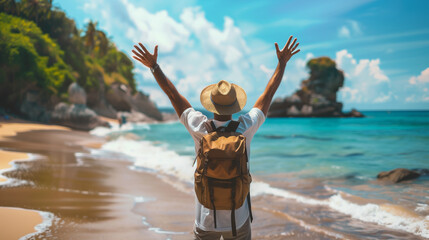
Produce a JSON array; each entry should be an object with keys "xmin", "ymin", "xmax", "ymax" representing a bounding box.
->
[
  {"xmin": 89, "ymin": 91, "xmax": 118, "ymax": 119},
  {"xmin": 51, "ymin": 102, "xmax": 109, "ymax": 131},
  {"xmin": 86, "ymin": 75, "xmax": 118, "ymax": 119},
  {"xmin": 268, "ymin": 57, "xmax": 364, "ymax": 118},
  {"xmin": 118, "ymin": 110, "xmax": 157, "ymax": 123},
  {"xmin": 411, "ymin": 168, "xmax": 429, "ymax": 176},
  {"xmin": 19, "ymin": 90, "xmax": 50, "ymax": 122},
  {"xmin": 106, "ymin": 83, "xmax": 163, "ymax": 121},
  {"xmin": 344, "ymin": 109, "xmax": 364, "ymax": 118},
  {"xmin": 377, "ymin": 168, "xmax": 421, "ymax": 183},
  {"xmin": 68, "ymin": 83, "xmax": 87, "ymax": 105},
  {"xmin": 162, "ymin": 112, "xmax": 179, "ymax": 122},
  {"xmin": 287, "ymin": 105, "xmax": 300, "ymax": 115},
  {"xmin": 132, "ymin": 91, "xmax": 163, "ymax": 121},
  {"xmin": 106, "ymin": 83, "xmax": 132, "ymax": 112}
]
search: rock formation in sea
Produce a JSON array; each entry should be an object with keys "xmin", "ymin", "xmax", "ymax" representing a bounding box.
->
[
  {"xmin": 377, "ymin": 168, "xmax": 425, "ymax": 183},
  {"xmin": 268, "ymin": 57, "xmax": 364, "ymax": 118}
]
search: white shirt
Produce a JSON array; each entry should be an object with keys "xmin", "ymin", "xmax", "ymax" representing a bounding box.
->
[{"xmin": 180, "ymin": 107, "xmax": 265, "ymax": 232}]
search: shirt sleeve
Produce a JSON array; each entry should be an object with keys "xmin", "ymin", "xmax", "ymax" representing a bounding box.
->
[
  {"xmin": 238, "ymin": 108, "xmax": 266, "ymax": 138},
  {"xmin": 180, "ymin": 108, "xmax": 208, "ymax": 142}
]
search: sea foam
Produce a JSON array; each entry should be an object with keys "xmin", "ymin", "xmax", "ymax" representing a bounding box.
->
[
  {"xmin": 252, "ymin": 181, "xmax": 429, "ymax": 238},
  {"xmin": 20, "ymin": 210, "xmax": 57, "ymax": 240},
  {"xmin": 101, "ymin": 136, "xmax": 195, "ymax": 184}
]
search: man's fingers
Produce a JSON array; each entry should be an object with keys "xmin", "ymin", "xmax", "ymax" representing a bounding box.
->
[
  {"xmin": 154, "ymin": 45, "xmax": 158, "ymax": 58},
  {"xmin": 291, "ymin": 42, "xmax": 299, "ymax": 52},
  {"xmin": 291, "ymin": 49, "xmax": 300, "ymax": 56},
  {"xmin": 139, "ymin": 42, "xmax": 150, "ymax": 54},
  {"xmin": 132, "ymin": 55, "xmax": 141, "ymax": 61},
  {"xmin": 132, "ymin": 55, "xmax": 150, "ymax": 66},
  {"xmin": 289, "ymin": 38, "xmax": 297, "ymax": 50},
  {"xmin": 283, "ymin": 35, "xmax": 293, "ymax": 51},
  {"xmin": 132, "ymin": 56, "xmax": 144, "ymax": 63},
  {"xmin": 132, "ymin": 49, "xmax": 146, "ymax": 61},
  {"xmin": 275, "ymin": 42, "xmax": 280, "ymax": 53},
  {"xmin": 134, "ymin": 45, "xmax": 146, "ymax": 57}
]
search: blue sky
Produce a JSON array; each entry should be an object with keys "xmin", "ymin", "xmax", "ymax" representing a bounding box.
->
[{"xmin": 56, "ymin": 0, "xmax": 429, "ymax": 110}]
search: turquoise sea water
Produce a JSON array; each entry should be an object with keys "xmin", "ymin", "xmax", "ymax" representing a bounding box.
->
[{"xmin": 135, "ymin": 110, "xmax": 428, "ymax": 179}]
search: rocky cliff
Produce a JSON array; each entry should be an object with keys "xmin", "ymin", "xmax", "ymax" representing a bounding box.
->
[
  {"xmin": 18, "ymin": 82, "xmax": 165, "ymax": 131},
  {"xmin": 268, "ymin": 57, "xmax": 364, "ymax": 118},
  {"xmin": 0, "ymin": 9, "xmax": 166, "ymax": 130}
]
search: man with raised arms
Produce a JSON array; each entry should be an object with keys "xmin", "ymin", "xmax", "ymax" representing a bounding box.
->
[{"xmin": 132, "ymin": 36, "xmax": 300, "ymax": 240}]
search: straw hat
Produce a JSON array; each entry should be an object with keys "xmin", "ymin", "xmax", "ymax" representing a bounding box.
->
[{"xmin": 200, "ymin": 80, "xmax": 247, "ymax": 115}]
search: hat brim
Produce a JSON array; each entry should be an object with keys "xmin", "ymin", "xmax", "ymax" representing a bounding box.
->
[{"xmin": 200, "ymin": 83, "xmax": 247, "ymax": 115}]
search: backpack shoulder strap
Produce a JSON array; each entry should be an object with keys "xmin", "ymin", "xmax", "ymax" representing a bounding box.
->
[
  {"xmin": 204, "ymin": 120, "xmax": 217, "ymax": 133},
  {"xmin": 225, "ymin": 120, "xmax": 240, "ymax": 132}
]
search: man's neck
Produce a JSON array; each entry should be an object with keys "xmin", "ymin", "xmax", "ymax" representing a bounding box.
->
[{"xmin": 214, "ymin": 114, "xmax": 232, "ymax": 121}]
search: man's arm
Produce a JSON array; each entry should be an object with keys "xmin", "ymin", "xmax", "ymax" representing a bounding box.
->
[
  {"xmin": 254, "ymin": 36, "xmax": 300, "ymax": 116},
  {"xmin": 132, "ymin": 43, "xmax": 191, "ymax": 117}
]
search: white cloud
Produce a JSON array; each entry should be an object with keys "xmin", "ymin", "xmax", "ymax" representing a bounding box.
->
[
  {"xmin": 83, "ymin": 2, "xmax": 96, "ymax": 11},
  {"xmin": 123, "ymin": 1, "xmax": 190, "ymax": 53},
  {"xmin": 259, "ymin": 64, "xmax": 273, "ymax": 78},
  {"xmin": 409, "ymin": 67, "xmax": 429, "ymax": 85},
  {"xmin": 338, "ymin": 26, "xmax": 351, "ymax": 38},
  {"xmin": 405, "ymin": 95, "xmax": 415, "ymax": 102},
  {"xmin": 279, "ymin": 53, "xmax": 314, "ymax": 96},
  {"xmin": 348, "ymin": 20, "xmax": 362, "ymax": 35},
  {"xmin": 336, "ymin": 49, "xmax": 391, "ymax": 103},
  {"xmin": 341, "ymin": 86, "xmax": 361, "ymax": 102},
  {"xmin": 338, "ymin": 20, "xmax": 362, "ymax": 39},
  {"xmin": 405, "ymin": 67, "xmax": 429, "ymax": 102},
  {"xmin": 143, "ymin": 87, "xmax": 170, "ymax": 107}
]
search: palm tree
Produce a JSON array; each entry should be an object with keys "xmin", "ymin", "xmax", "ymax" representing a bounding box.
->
[
  {"xmin": 84, "ymin": 21, "xmax": 96, "ymax": 54},
  {"xmin": 20, "ymin": 0, "xmax": 52, "ymax": 25}
]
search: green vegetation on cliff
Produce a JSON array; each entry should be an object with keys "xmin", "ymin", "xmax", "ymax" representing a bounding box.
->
[
  {"xmin": 0, "ymin": 0, "xmax": 136, "ymax": 112},
  {"xmin": 0, "ymin": 12, "xmax": 74, "ymax": 107}
]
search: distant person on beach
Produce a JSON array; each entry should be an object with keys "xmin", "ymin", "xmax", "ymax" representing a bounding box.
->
[
  {"xmin": 118, "ymin": 114, "xmax": 127, "ymax": 128},
  {"xmin": 132, "ymin": 36, "xmax": 300, "ymax": 240}
]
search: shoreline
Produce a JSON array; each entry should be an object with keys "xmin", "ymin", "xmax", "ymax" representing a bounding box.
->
[{"xmin": 0, "ymin": 150, "xmax": 29, "ymax": 183}]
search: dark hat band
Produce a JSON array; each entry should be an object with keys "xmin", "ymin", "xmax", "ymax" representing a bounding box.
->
[{"xmin": 210, "ymin": 95, "xmax": 237, "ymax": 107}]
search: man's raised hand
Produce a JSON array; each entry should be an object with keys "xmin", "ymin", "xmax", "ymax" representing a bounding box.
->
[
  {"xmin": 275, "ymin": 36, "xmax": 300, "ymax": 66},
  {"xmin": 132, "ymin": 43, "xmax": 158, "ymax": 69}
]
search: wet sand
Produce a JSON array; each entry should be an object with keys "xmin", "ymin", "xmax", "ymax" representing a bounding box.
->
[{"xmin": 0, "ymin": 207, "xmax": 43, "ymax": 240}]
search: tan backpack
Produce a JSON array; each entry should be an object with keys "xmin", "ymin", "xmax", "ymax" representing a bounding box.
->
[{"xmin": 194, "ymin": 120, "xmax": 253, "ymax": 236}]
